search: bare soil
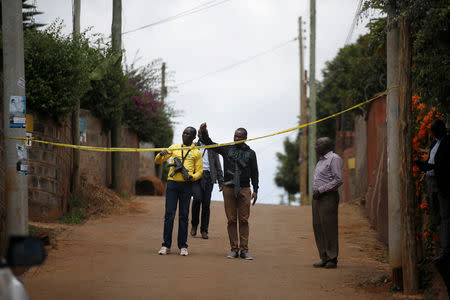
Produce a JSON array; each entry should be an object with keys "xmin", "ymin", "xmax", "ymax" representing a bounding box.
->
[{"xmin": 22, "ymin": 197, "xmax": 401, "ymax": 300}]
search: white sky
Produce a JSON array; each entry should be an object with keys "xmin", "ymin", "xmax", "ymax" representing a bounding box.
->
[{"xmin": 35, "ymin": 0, "xmax": 374, "ymax": 205}]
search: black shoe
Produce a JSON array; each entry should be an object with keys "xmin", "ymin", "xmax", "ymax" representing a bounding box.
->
[
  {"xmin": 201, "ymin": 232, "xmax": 208, "ymax": 239},
  {"xmin": 240, "ymin": 251, "xmax": 253, "ymax": 260},
  {"xmin": 324, "ymin": 261, "xmax": 337, "ymax": 269},
  {"xmin": 227, "ymin": 250, "xmax": 239, "ymax": 258},
  {"xmin": 313, "ymin": 261, "xmax": 327, "ymax": 268},
  {"xmin": 190, "ymin": 226, "xmax": 197, "ymax": 237}
]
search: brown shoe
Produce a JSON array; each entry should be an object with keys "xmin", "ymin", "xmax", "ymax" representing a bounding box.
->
[{"xmin": 201, "ymin": 232, "xmax": 208, "ymax": 239}]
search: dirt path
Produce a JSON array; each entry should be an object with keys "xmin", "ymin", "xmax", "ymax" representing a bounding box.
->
[{"xmin": 22, "ymin": 197, "xmax": 394, "ymax": 300}]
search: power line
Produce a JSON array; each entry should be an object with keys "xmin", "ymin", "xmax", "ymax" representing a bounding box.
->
[
  {"xmin": 123, "ymin": 0, "xmax": 231, "ymax": 35},
  {"xmin": 345, "ymin": 0, "xmax": 363, "ymax": 45},
  {"xmin": 177, "ymin": 37, "xmax": 298, "ymax": 86}
]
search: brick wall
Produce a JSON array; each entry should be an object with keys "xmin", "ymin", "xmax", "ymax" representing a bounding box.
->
[
  {"xmin": 28, "ymin": 113, "xmax": 72, "ymax": 221},
  {"xmin": 0, "ymin": 73, "xmax": 6, "ymax": 251},
  {"xmin": 79, "ymin": 109, "xmax": 111, "ymax": 187}
]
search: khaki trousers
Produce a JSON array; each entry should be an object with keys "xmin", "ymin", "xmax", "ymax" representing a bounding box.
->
[
  {"xmin": 312, "ymin": 191, "xmax": 339, "ymax": 263},
  {"xmin": 223, "ymin": 186, "xmax": 251, "ymax": 252}
]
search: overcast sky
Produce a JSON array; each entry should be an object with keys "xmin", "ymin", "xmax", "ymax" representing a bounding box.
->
[{"xmin": 35, "ymin": 0, "xmax": 374, "ymax": 205}]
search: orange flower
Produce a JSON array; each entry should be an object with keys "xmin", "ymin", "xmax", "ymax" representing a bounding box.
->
[
  {"xmin": 434, "ymin": 234, "xmax": 440, "ymax": 242},
  {"xmin": 420, "ymin": 203, "xmax": 428, "ymax": 210},
  {"xmin": 423, "ymin": 232, "xmax": 430, "ymax": 238}
]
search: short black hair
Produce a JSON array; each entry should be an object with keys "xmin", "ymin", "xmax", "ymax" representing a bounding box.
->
[
  {"xmin": 431, "ymin": 119, "xmax": 446, "ymax": 133},
  {"xmin": 185, "ymin": 126, "xmax": 197, "ymax": 136},
  {"xmin": 236, "ymin": 127, "xmax": 247, "ymax": 138}
]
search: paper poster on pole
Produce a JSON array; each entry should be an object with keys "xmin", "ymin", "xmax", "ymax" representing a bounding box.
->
[
  {"xmin": 9, "ymin": 96, "xmax": 26, "ymax": 128},
  {"xmin": 16, "ymin": 144, "xmax": 28, "ymax": 175}
]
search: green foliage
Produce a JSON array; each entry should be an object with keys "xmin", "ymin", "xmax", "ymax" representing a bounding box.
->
[
  {"xmin": 361, "ymin": 0, "xmax": 450, "ymax": 116},
  {"xmin": 274, "ymin": 134, "xmax": 300, "ymax": 196},
  {"xmin": 0, "ymin": 0, "xmax": 45, "ymax": 32},
  {"xmin": 317, "ymin": 18, "xmax": 387, "ymax": 138},
  {"xmin": 60, "ymin": 192, "xmax": 86, "ymax": 224},
  {"xmin": 123, "ymin": 60, "xmax": 174, "ymax": 147},
  {"xmin": 24, "ymin": 22, "xmax": 96, "ymax": 121}
]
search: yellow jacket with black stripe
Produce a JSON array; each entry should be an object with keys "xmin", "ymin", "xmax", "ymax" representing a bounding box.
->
[{"xmin": 155, "ymin": 143, "xmax": 203, "ymax": 182}]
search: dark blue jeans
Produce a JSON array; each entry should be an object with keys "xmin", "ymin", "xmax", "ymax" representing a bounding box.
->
[
  {"xmin": 162, "ymin": 180, "xmax": 192, "ymax": 249},
  {"xmin": 191, "ymin": 172, "xmax": 213, "ymax": 233}
]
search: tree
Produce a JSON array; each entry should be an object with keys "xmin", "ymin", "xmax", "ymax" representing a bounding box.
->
[
  {"xmin": 0, "ymin": 0, "xmax": 45, "ymax": 32},
  {"xmin": 317, "ymin": 18, "xmax": 387, "ymax": 139},
  {"xmin": 274, "ymin": 134, "xmax": 300, "ymax": 199},
  {"xmin": 362, "ymin": 0, "xmax": 450, "ymax": 115}
]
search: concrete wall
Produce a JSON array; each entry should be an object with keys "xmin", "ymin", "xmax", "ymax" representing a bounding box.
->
[
  {"xmin": 0, "ymin": 74, "xmax": 6, "ymax": 251},
  {"xmin": 354, "ymin": 116, "xmax": 368, "ymax": 204},
  {"xmin": 28, "ymin": 113, "xmax": 72, "ymax": 221},
  {"xmin": 139, "ymin": 142, "xmax": 156, "ymax": 178}
]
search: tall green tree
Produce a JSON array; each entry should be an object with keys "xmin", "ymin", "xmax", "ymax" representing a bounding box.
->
[
  {"xmin": 362, "ymin": 0, "xmax": 450, "ymax": 115},
  {"xmin": 0, "ymin": 0, "xmax": 45, "ymax": 31},
  {"xmin": 274, "ymin": 134, "xmax": 300, "ymax": 198}
]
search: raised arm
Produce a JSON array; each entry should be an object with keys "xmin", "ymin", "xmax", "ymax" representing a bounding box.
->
[
  {"xmin": 155, "ymin": 147, "xmax": 172, "ymax": 164},
  {"xmin": 199, "ymin": 122, "xmax": 226, "ymax": 156}
]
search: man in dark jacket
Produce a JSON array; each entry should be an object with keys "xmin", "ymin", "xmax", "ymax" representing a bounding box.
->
[
  {"xmin": 199, "ymin": 122, "xmax": 259, "ymax": 260},
  {"xmin": 416, "ymin": 119, "xmax": 450, "ymax": 295},
  {"xmin": 190, "ymin": 130, "xmax": 224, "ymax": 239}
]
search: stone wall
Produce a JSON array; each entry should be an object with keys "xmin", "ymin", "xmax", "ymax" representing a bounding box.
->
[{"xmin": 28, "ymin": 113, "xmax": 72, "ymax": 221}]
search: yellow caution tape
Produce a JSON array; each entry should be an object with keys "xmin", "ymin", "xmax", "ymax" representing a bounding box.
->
[{"xmin": 6, "ymin": 85, "xmax": 399, "ymax": 152}]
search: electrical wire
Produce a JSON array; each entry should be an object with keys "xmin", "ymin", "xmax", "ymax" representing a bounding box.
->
[
  {"xmin": 123, "ymin": 0, "xmax": 231, "ymax": 35},
  {"xmin": 345, "ymin": 0, "xmax": 363, "ymax": 45},
  {"xmin": 176, "ymin": 37, "xmax": 298, "ymax": 86}
]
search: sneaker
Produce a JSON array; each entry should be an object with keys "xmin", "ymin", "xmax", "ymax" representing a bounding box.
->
[
  {"xmin": 201, "ymin": 232, "xmax": 209, "ymax": 239},
  {"xmin": 240, "ymin": 251, "xmax": 253, "ymax": 260},
  {"xmin": 158, "ymin": 246, "xmax": 170, "ymax": 255},
  {"xmin": 190, "ymin": 226, "xmax": 197, "ymax": 237},
  {"xmin": 180, "ymin": 248, "xmax": 189, "ymax": 256},
  {"xmin": 227, "ymin": 250, "xmax": 239, "ymax": 258}
]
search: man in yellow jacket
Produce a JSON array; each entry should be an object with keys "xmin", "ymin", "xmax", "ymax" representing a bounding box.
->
[{"xmin": 155, "ymin": 126, "xmax": 203, "ymax": 256}]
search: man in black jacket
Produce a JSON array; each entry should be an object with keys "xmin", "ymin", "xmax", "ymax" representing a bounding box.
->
[
  {"xmin": 199, "ymin": 122, "xmax": 259, "ymax": 260},
  {"xmin": 190, "ymin": 130, "xmax": 224, "ymax": 239},
  {"xmin": 416, "ymin": 119, "xmax": 450, "ymax": 295}
]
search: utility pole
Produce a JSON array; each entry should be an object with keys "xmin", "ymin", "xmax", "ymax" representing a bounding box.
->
[
  {"xmin": 71, "ymin": 0, "xmax": 81, "ymax": 194},
  {"xmin": 386, "ymin": 3, "xmax": 402, "ymax": 287},
  {"xmin": 157, "ymin": 62, "xmax": 167, "ymax": 179},
  {"xmin": 111, "ymin": 0, "xmax": 122, "ymax": 192},
  {"xmin": 298, "ymin": 17, "xmax": 308, "ymax": 205},
  {"xmin": 398, "ymin": 8, "xmax": 418, "ymax": 294},
  {"xmin": 308, "ymin": 0, "xmax": 317, "ymax": 199},
  {"xmin": 2, "ymin": 0, "xmax": 28, "ymax": 236}
]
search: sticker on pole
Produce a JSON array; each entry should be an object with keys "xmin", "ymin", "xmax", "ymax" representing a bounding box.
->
[
  {"xmin": 16, "ymin": 144, "xmax": 28, "ymax": 175},
  {"xmin": 9, "ymin": 96, "xmax": 26, "ymax": 128},
  {"xmin": 17, "ymin": 77, "xmax": 25, "ymax": 89}
]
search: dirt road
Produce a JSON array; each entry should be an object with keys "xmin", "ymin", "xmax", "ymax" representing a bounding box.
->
[{"xmin": 23, "ymin": 197, "xmax": 394, "ymax": 300}]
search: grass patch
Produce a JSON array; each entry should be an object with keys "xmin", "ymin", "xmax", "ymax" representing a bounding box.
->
[{"xmin": 60, "ymin": 191, "xmax": 86, "ymax": 224}]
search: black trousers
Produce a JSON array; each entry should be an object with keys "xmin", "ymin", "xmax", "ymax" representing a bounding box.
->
[
  {"xmin": 312, "ymin": 191, "xmax": 339, "ymax": 263},
  {"xmin": 191, "ymin": 171, "xmax": 214, "ymax": 233}
]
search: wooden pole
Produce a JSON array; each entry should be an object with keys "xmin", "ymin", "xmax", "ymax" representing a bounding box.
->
[{"xmin": 398, "ymin": 12, "xmax": 418, "ymax": 294}]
